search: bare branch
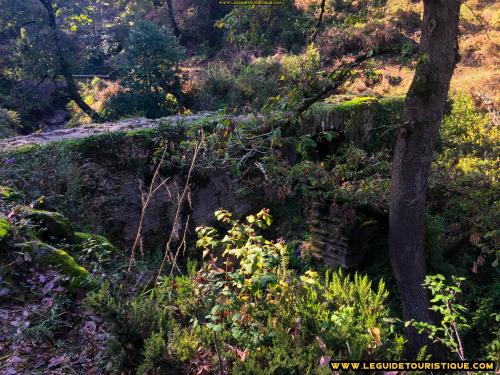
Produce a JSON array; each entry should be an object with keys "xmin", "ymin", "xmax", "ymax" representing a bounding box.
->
[{"xmin": 155, "ymin": 132, "xmax": 203, "ymax": 284}]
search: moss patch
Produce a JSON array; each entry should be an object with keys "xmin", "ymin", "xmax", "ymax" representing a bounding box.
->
[
  {"xmin": 0, "ymin": 185, "xmax": 21, "ymax": 201},
  {"xmin": 17, "ymin": 241, "xmax": 94, "ymax": 292},
  {"xmin": 25, "ymin": 209, "xmax": 75, "ymax": 241},
  {"xmin": 304, "ymin": 95, "xmax": 404, "ymax": 152},
  {"xmin": 332, "ymin": 96, "xmax": 379, "ymax": 112},
  {"xmin": 74, "ymin": 231, "xmax": 115, "ymax": 252},
  {"xmin": 0, "ymin": 215, "xmax": 11, "ymax": 240}
]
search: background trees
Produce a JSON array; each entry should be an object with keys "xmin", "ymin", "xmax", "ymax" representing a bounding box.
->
[
  {"xmin": 118, "ymin": 21, "xmax": 185, "ymax": 118},
  {"xmin": 1, "ymin": 0, "xmax": 104, "ymax": 122}
]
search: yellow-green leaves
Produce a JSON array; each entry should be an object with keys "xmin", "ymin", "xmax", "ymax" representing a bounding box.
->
[{"xmin": 300, "ymin": 269, "xmax": 319, "ymax": 285}]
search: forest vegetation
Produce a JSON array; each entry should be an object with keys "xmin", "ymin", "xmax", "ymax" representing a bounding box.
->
[{"xmin": 0, "ymin": 0, "xmax": 498, "ymax": 374}]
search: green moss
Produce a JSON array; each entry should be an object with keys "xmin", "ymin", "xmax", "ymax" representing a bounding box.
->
[
  {"xmin": 0, "ymin": 185, "xmax": 22, "ymax": 202},
  {"xmin": 25, "ymin": 209, "xmax": 75, "ymax": 241},
  {"xmin": 16, "ymin": 241, "xmax": 95, "ymax": 292},
  {"xmin": 333, "ymin": 96, "xmax": 379, "ymax": 112},
  {"xmin": 0, "ymin": 216, "xmax": 11, "ymax": 240},
  {"xmin": 47, "ymin": 248, "xmax": 88, "ymax": 278},
  {"xmin": 305, "ymin": 95, "xmax": 404, "ymax": 152},
  {"xmin": 74, "ymin": 231, "xmax": 115, "ymax": 252}
]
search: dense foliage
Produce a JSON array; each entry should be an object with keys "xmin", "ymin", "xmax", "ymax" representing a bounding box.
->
[
  {"xmin": 0, "ymin": 0, "xmax": 498, "ymax": 373},
  {"xmin": 117, "ymin": 21, "xmax": 185, "ymax": 118},
  {"xmin": 85, "ymin": 209, "xmax": 403, "ymax": 374}
]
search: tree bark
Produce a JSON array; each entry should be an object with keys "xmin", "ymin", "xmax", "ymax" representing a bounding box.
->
[
  {"xmin": 39, "ymin": 0, "xmax": 104, "ymax": 123},
  {"xmin": 389, "ymin": 0, "xmax": 460, "ymax": 359},
  {"xmin": 312, "ymin": 0, "xmax": 326, "ymax": 41},
  {"xmin": 165, "ymin": 0, "xmax": 180, "ymax": 38}
]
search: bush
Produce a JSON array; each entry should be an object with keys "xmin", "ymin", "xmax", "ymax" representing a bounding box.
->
[
  {"xmin": 441, "ymin": 92, "xmax": 493, "ymax": 155},
  {"xmin": 428, "ymin": 92, "xmax": 499, "ymax": 361},
  {"xmin": 0, "ymin": 108, "xmax": 21, "ymax": 138},
  {"xmin": 119, "ymin": 21, "xmax": 185, "ymax": 118},
  {"xmin": 218, "ymin": 0, "xmax": 308, "ymax": 53},
  {"xmin": 68, "ymin": 23, "xmax": 185, "ymax": 124},
  {"xmin": 86, "ymin": 209, "xmax": 402, "ymax": 374},
  {"xmin": 194, "ymin": 45, "xmax": 323, "ymax": 112},
  {"xmin": 432, "ymin": 92, "xmax": 498, "ymax": 268}
]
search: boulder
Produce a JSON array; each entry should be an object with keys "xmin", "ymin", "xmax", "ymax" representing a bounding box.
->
[
  {"xmin": 25, "ymin": 209, "xmax": 75, "ymax": 241},
  {"xmin": 0, "ymin": 215, "xmax": 10, "ymax": 241},
  {"xmin": 16, "ymin": 241, "xmax": 95, "ymax": 293},
  {"xmin": 74, "ymin": 231, "xmax": 115, "ymax": 253}
]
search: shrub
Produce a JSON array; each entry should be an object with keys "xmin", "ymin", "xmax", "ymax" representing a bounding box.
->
[
  {"xmin": 428, "ymin": 93, "xmax": 499, "ymax": 361},
  {"xmin": 119, "ymin": 21, "xmax": 185, "ymax": 118},
  {"xmin": 218, "ymin": 0, "xmax": 308, "ymax": 53},
  {"xmin": 441, "ymin": 92, "xmax": 492, "ymax": 155},
  {"xmin": 432, "ymin": 92, "xmax": 498, "ymax": 268},
  {"xmin": 406, "ymin": 275, "xmax": 470, "ymax": 360},
  {"xmin": 194, "ymin": 45, "xmax": 323, "ymax": 112},
  {"xmin": 0, "ymin": 108, "xmax": 21, "ymax": 138},
  {"xmin": 87, "ymin": 209, "xmax": 402, "ymax": 374},
  {"xmin": 196, "ymin": 209, "xmax": 402, "ymax": 370}
]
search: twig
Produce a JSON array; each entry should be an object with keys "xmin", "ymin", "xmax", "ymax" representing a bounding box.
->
[
  {"xmin": 312, "ymin": 0, "xmax": 327, "ymax": 42},
  {"xmin": 460, "ymin": 2, "xmax": 491, "ymax": 41},
  {"xmin": 214, "ymin": 332, "xmax": 224, "ymax": 375},
  {"xmin": 128, "ymin": 145, "xmax": 170, "ymax": 272},
  {"xmin": 155, "ymin": 134, "xmax": 202, "ymax": 284},
  {"xmin": 169, "ymin": 214, "xmax": 190, "ymax": 275}
]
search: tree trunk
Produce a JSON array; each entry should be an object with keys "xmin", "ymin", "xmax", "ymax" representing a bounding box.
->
[
  {"xmin": 165, "ymin": 0, "xmax": 180, "ymax": 38},
  {"xmin": 389, "ymin": 0, "xmax": 460, "ymax": 359},
  {"xmin": 39, "ymin": 0, "xmax": 105, "ymax": 123},
  {"xmin": 312, "ymin": 0, "xmax": 327, "ymax": 41}
]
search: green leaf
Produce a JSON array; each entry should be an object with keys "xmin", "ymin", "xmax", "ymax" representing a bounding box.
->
[
  {"xmin": 255, "ymin": 273, "xmax": 277, "ymax": 289},
  {"xmin": 212, "ymin": 324, "xmax": 223, "ymax": 332}
]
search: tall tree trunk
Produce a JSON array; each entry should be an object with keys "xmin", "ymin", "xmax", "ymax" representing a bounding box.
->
[
  {"xmin": 165, "ymin": 0, "xmax": 180, "ymax": 38},
  {"xmin": 312, "ymin": 0, "xmax": 326, "ymax": 42},
  {"xmin": 39, "ymin": 0, "xmax": 104, "ymax": 123},
  {"xmin": 389, "ymin": 0, "xmax": 460, "ymax": 359}
]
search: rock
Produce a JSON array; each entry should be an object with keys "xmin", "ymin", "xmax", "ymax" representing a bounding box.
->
[
  {"xmin": 302, "ymin": 96, "xmax": 404, "ymax": 153},
  {"xmin": 308, "ymin": 200, "xmax": 351, "ymax": 268},
  {"xmin": 16, "ymin": 241, "xmax": 95, "ymax": 293},
  {"xmin": 0, "ymin": 186, "xmax": 21, "ymax": 202},
  {"xmin": 45, "ymin": 110, "xmax": 70, "ymax": 126},
  {"xmin": 0, "ymin": 215, "xmax": 10, "ymax": 241},
  {"xmin": 40, "ymin": 110, "xmax": 70, "ymax": 131},
  {"xmin": 73, "ymin": 232, "xmax": 115, "ymax": 253},
  {"xmin": 25, "ymin": 209, "xmax": 75, "ymax": 241}
]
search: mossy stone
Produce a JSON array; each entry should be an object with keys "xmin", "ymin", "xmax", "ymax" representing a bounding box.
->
[
  {"xmin": 304, "ymin": 95, "xmax": 404, "ymax": 152},
  {"xmin": 0, "ymin": 186, "xmax": 21, "ymax": 201},
  {"xmin": 16, "ymin": 240, "xmax": 95, "ymax": 293},
  {"xmin": 25, "ymin": 209, "xmax": 75, "ymax": 241},
  {"xmin": 74, "ymin": 231, "xmax": 115, "ymax": 252},
  {"xmin": 0, "ymin": 215, "xmax": 11, "ymax": 241},
  {"xmin": 44, "ymin": 249, "xmax": 93, "ymax": 292}
]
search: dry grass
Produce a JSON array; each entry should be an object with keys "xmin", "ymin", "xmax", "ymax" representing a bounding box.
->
[{"xmin": 340, "ymin": 0, "xmax": 500, "ymax": 103}]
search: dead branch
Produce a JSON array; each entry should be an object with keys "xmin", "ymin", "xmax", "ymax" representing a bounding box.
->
[
  {"xmin": 155, "ymin": 134, "xmax": 203, "ymax": 284},
  {"xmin": 128, "ymin": 145, "xmax": 171, "ymax": 272}
]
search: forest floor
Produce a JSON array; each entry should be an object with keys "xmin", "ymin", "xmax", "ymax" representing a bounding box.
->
[{"xmin": 0, "ymin": 268, "xmax": 111, "ymax": 374}]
